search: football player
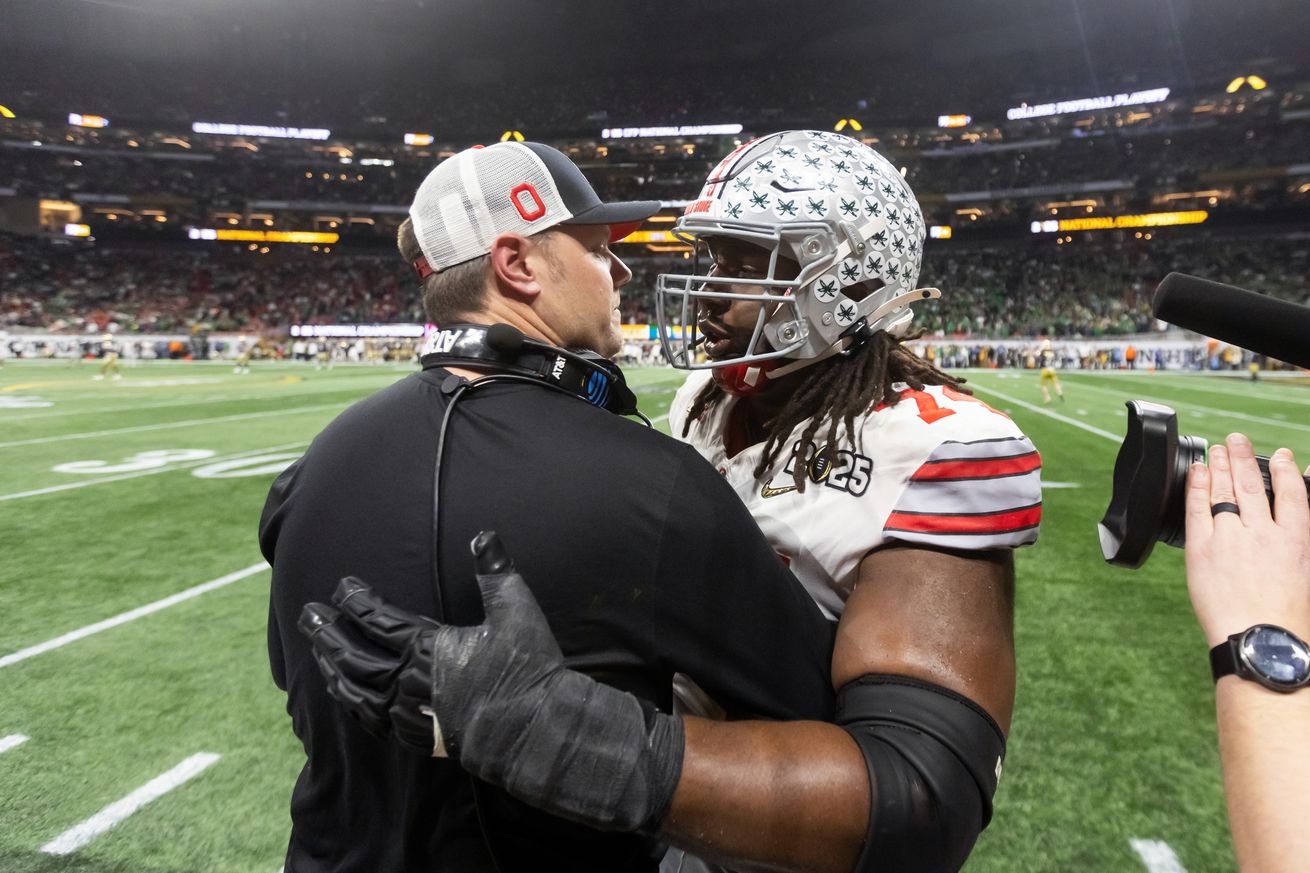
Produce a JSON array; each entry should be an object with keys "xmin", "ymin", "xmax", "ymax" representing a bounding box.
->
[
  {"xmin": 93, "ymin": 333, "xmax": 121, "ymax": 381},
  {"xmin": 233, "ymin": 336, "xmax": 253, "ymax": 375},
  {"xmin": 1037, "ymin": 338, "xmax": 1064, "ymax": 404},
  {"xmin": 305, "ymin": 131, "xmax": 1042, "ymax": 873}
]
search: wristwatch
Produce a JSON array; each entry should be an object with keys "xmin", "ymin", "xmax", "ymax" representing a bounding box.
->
[{"xmin": 1210, "ymin": 625, "xmax": 1310, "ymax": 692}]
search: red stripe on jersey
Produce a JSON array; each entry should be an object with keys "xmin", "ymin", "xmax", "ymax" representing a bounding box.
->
[
  {"xmin": 885, "ymin": 503, "xmax": 1043, "ymax": 535},
  {"xmin": 910, "ymin": 451, "xmax": 1041, "ymax": 481}
]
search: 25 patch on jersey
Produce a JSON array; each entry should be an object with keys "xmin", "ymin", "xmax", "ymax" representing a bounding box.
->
[{"xmin": 761, "ymin": 441, "xmax": 872, "ymax": 498}]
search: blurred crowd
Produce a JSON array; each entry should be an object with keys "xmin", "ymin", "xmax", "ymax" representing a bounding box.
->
[
  {"xmin": 914, "ymin": 236, "xmax": 1310, "ymax": 337},
  {"xmin": 0, "ymin": 232, "xmax": 418, "ymax": 333},
  {"xmin": 4, "ymin": 230, "xmax": 1305, "ymax": 340}
]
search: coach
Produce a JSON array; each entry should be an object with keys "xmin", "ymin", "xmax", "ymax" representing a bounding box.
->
[{"xmin": 260, "ymin": 142, "xmax": 835, "ymax": 872}]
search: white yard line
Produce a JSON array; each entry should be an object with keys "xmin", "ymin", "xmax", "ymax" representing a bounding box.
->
[
  {"xmin": 1099, "ymin": 375, "xmax": 1310, "ymax": 408},
  {"xmin": 0, "ymin": 392, "xmax": 292, "ymax": 422},
  {"xmin": 1059, "ymin": 380, "xmax": 1310, "ymax": 435},
  {"xmin": 0, "ymin": 442, "xmax": 306, "ymax": 503},
  {"xmin": 40, "ymin": 753, "xmax": 222, "ymax": 856},
  {"xmin": 1130, "ymin": 838, "xmax": 1189, "ymax": 873},
  {"xmin": 968, "ymin": 384, "xmax": 1121, "ymax": 443},
  {"xmin": 0, "ymin": 403, "xmax": 343, "ymax": 449},
  {"xmin": 0, "ymin": 563, "xmax": 268, "ymax": 669},
  {"xmin": 0, "ymin": 734, "xmax": 30, "ymax": 754}
]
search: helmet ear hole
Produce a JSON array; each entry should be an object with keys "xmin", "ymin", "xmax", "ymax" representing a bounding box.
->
[{"xmin": 841, "ymin": 277, "xmax": 885, "ymax": 303}]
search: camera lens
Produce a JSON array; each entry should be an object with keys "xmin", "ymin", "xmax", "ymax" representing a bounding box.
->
[
  {"xmin": 1100, "ymin": 401, "xmax": 1310, "ymax": 568},
  {"xmin": 1158, "ymin": 433, "xmax": 1208, "ymax": 550},
  {"xmin": 1099, "ymin": 401, "xmax": 1197, "ymax": 567}
]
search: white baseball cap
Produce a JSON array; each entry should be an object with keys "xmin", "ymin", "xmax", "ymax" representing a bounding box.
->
[{"xmin": 409, "ymin": 141, "xmax": 660, "ymax": 278}]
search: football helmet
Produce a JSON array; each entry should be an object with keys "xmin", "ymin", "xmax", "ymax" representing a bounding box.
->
[{"xmin": 655, "ymin": 130, "xmax": 940, "ymax": 383}]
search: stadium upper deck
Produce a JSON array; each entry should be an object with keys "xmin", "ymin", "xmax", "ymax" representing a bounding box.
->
[{"xmin": 2, "ymin": 77, "xmax": 1308, "ymax": 247}]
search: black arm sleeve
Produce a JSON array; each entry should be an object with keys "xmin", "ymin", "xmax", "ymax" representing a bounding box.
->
[{"xmin": 838, "ymin": 674, "xmax": 1007, "ymax": 873}]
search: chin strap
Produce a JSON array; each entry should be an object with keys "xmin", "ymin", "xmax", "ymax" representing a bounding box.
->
[
  {"xmin": 716, "ymin": 286, "xmax": 943, "ymax": 394},
  {"xmin": 711, "ymin": 287, "xmax": 944, "ymax": 397}
]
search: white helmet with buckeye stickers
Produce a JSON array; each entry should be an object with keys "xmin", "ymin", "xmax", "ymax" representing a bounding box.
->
[{"xmin": 655, "ymin": 130, "xmax": 940, "ymax": 393}]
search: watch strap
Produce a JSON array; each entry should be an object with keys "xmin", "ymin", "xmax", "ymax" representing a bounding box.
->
[{"xmin": 1209, "ymin": 637, "xmax": 1241, "ymax": 682}]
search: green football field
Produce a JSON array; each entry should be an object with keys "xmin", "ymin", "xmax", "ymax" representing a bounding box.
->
[{"xmin": 2, "ymin": 358, "xmax": 1307, "ymax": 873}]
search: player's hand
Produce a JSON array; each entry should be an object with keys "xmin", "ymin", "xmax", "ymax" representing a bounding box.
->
[
  {"xmin": 298, "ymin": 530, "xmax": 565, "ymax": 758},
  {"xmin": 1184, "ymin": 434, "xmax": 1310, "ymax": 647},
  {"xmin": 298, "ymin": 531, "xmax": 684, "ymax": 833}
]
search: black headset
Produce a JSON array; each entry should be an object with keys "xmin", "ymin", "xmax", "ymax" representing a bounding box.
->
[{"xmin": 420, "ymin": 323, "xmax": 649, "ymax": 620}]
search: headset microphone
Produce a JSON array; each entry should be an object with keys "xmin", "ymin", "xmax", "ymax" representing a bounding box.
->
[{"xmin": 485, "ymin": 322, "xmax": 525, "ymax": 356}]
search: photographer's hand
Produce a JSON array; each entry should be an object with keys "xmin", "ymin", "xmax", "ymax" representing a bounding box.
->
[
  {"xmin": 1184, "ymin": 433, "xmax": 1310, "ymax": 646},
  {"xmin": 1184, "ymin": 432, "xmax": 1310, "ymax": 873}
]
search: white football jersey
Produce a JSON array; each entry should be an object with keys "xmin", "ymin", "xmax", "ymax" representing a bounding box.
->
[{"xmin": 668, "ymin": 371, "xmax": 1042, "ymax": 620}]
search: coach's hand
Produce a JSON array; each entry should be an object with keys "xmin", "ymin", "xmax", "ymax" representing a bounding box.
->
[{"xmin": 297, "ymin": 530, "xmax": 684, "ymax": 833}]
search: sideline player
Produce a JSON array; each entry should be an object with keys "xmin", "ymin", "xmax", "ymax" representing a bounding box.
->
[
  {"xmin": 233, "ymin": 336, "xmax": 253, "ymax": 374},
  {"xmin": 1038, "ymin": 338, "xmax": 1063, "ymax": 403},
  {"xmin": 93, "ymin": 333, "xmax": 121, "ymax": 380},
  {"xmin": 306, "ymin": 131, "xmax": 1042, "ymax": 873}
]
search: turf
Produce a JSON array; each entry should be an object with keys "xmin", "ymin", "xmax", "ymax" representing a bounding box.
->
[{"xmin": 2, "ymin": 358, "xmax": 1306, "ymax": 872}]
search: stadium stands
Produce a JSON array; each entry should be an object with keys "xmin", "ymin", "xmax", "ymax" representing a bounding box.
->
[
  {"xmin": 2, "ymin": 11, "xmax": 1306, "ymax": 343},
  {"xmin": 4, "ymin": 229, "xmax": 1305, "ymax": 342}
]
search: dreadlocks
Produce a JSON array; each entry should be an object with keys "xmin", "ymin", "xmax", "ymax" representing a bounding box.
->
[{"xmin": 681, "ymin": 330, "xmax": 969, "ymax": 492}]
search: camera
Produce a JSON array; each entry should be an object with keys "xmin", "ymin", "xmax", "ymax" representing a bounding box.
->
[
  {"xmin": 1099, "ymin": 273, "xmax": 1310, "ymax": 569},
  {"xmin": 1099, "ymin": 401, "xmax": 1310, "ymax": 568}
]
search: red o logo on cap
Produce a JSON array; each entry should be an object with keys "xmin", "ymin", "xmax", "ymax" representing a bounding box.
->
[{"xmin": 510, "ymin": 183, "xmax": 547, "ymax": 222}]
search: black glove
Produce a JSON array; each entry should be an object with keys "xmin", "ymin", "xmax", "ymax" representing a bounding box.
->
[{"xmin": 298, "ymin": 530, "xmax": 685, "ymax": 833}]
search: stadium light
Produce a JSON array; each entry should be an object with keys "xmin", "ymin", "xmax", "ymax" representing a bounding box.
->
[
  {"xmin": 1006, "ymin": 87, "xmax": 1170, "ymax": 120},
  {"xmin": 1226, "ymin": 75, "xmax": 1267, "ymax": 93},
  {"xmin": 188, "ymin": 228, "xmax": 340, "ymax": 244},
  {"xmin": 1029, "ymin": 210, "xmax": 1207, "ymax": 234},
  {"xmin": 68, "ymin": 113, "xmax": 109, "ymax": 128},
  {"xmin": 64, "ymin": 223, "xmax": 91, "ymax": 237},
  {"xmin": 404, "ymin": 133, "xmax": 434, "ymax": 146},
  {"xmin": 500, "ymin": 130, "xmax": 525, "ymax": 142},
  {"xmin": 834, "ymin": 118, "xmax": 863, "ymax": 132},
  {"xmin": 0, "ymin": 105, "xmax": 15, "ymax": 119},
  {"xmin": 937, "ymin": 115, "xmax": 972, "ymax": 128},
  {"xmin": 601, "ymin": 124, "xmax": 743, "ymax": 139},
  {"xmin": 192, "ymin": 122, "xmax": 330, "ymax": 141},
  {"xmin": 618, "ymin": 230, "xmax": 680, "ymax": 245},
  {"xmin": 929, "ymin": 225, "xmax": 952, "ymax": 239}
]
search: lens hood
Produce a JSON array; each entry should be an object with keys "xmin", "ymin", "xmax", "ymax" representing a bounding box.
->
[{"xmin": 1099, "ymin": 401, "xmax": 1207, "ymax": 568}]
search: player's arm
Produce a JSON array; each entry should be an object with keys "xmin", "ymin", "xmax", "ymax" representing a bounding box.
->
[
  {"xmin": 301, "ymin": 533, "xmax": 1014, "ymax": 873},
  {"xmin": 659, "ymin": 544, "xmax": 1014, "ymax": 873}
]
